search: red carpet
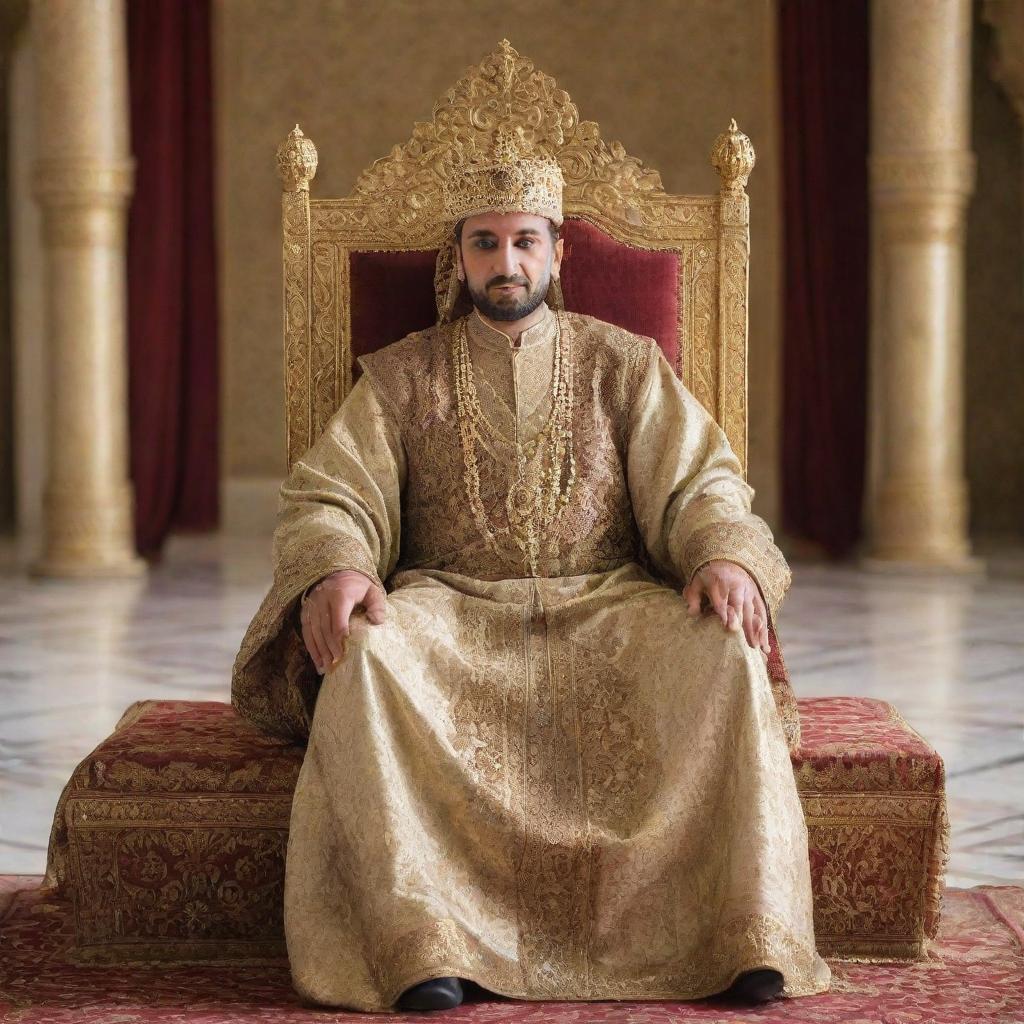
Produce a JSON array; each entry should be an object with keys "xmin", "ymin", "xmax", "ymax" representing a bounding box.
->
[{"xmin": 1, "ymin": 876, "xmax": 1022, "ymax": 1022}]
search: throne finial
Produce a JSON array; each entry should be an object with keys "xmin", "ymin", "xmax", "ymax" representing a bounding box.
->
[
  {"xmin": 276, "ymin": 124, "xmax": 318, "ymax": 192},
  {"xmin": 711, "ymin": 118, "xmax": 755, "ymax": 194}
]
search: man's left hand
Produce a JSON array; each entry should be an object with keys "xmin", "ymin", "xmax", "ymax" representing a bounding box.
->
[{"xmin": 682, "ymin": 559, "xmax": 771, "ymax": 654}]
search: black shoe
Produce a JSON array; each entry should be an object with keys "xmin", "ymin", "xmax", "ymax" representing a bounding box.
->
[
  {"xmin": 724, "ymin": 968, "xmax": 784, "ymax": 1004},
  {"xmin": 396, "ymin": 976, "xmax": 464, "ymax": 1010}
]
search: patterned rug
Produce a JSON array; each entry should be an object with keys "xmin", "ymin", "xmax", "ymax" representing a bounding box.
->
[{"xmin": 1, "ymin": 877, "xmax": 1021, "ymax": 1023}]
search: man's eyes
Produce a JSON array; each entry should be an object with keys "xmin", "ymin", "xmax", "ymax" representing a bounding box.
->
[{"xmin": 474, "ymin": 239, "xmax": 535, "ymax": 248}]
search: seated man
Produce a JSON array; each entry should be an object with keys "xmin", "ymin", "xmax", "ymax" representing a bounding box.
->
[{"xmin": 231, "ymin": 129, "xmax": 832, "ymax": 1012}]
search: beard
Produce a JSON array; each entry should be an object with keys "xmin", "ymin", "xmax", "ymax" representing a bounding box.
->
[{"xmin": 466, "ymin": 265, "xmax": 551, "ymax": 322}]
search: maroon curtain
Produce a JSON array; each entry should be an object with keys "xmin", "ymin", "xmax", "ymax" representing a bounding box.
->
[
  {"xmin": 126, "ymin": 0, "xmax": 219, "ymax": 558},
  {"xmin": 779, "ymin": 0, "xmax": 869, "ymax": 558}
]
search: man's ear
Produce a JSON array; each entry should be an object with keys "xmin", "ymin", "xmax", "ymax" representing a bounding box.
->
[{"xmin": 552, "ymin": 236, "xmax": 565, "ymax": 281}]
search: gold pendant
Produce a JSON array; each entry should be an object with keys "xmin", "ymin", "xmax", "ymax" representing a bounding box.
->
[{"xmin": 506, "ymin": 461, "xmax": 533, "ymax": 523}]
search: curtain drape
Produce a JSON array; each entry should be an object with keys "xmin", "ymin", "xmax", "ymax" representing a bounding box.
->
[
  {"xmin": 126, "ymin": 0, "xmax": 218, "ymax": 558},
  {"xmin": 779, "ymin": 0, "xmax": 869, "ymax": 558}
]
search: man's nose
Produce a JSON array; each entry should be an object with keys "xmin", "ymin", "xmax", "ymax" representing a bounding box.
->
[{"xmin": 492, "ymin": 243, "xmax": 521, "ymax": 277}]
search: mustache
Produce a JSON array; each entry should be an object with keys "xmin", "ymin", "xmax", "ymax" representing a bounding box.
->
[{"xmin": 487, "ymin": 276, "xmax": 529, "ymax": 288}]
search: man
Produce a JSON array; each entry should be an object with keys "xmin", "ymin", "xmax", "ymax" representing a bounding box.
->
[{"xmin": 231, "ymin": 129, "xmax": 831, "ymax": 1012}]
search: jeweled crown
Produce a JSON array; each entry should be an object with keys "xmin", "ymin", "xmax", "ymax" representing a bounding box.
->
[{"xmin": 442, "ymin": 123, "xmax": 564, "ymax": 229}]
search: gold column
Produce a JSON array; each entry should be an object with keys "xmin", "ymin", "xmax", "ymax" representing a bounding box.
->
[
  {"xmin": 865, "ymin": 0, "xmax": 979, "ymax": 570},
  {"xmin": 30, "ymin": 0, "xmax": 144, "ymax": 576}
]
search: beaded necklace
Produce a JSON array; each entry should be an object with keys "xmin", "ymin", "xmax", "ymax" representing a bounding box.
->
[{"xmin": 453, "ymin": 310, "xmax": 576, "ymax": 575}]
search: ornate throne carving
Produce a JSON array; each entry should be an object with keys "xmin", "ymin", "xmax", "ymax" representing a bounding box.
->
[
  {"xmin": 40, "ymin": 41, "xmax": 948, "ymax": 969},
  {"xmin": 277, "ymin": 40, "xmax": 751, "ymax": 476}
]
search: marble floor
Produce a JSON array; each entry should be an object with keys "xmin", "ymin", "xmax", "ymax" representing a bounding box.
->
[{"xmin": 0, "ymin": 531, "xmax": 1021, "ymax": 889}]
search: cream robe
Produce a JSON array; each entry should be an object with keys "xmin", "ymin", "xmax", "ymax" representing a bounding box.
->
[{"xmin": 231, "ymin": 303, "xmax": 832, "ymax": 1011}]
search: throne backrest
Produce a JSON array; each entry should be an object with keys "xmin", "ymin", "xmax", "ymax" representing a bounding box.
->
[{"xmin": 277, "ymin": 40, "xmax": 756, "ymax": 474}]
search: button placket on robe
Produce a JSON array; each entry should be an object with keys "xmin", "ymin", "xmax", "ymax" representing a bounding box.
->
[
  {"xmin": 465, "ymin": 304, "xmax": 561, "ymax": 576},
  {"xmin": 512, "ymin": 345, "xmax": 521, "ymax": 446},
  {"xmin": 466, "ymin": 303, "xmax": 557, "ymax": 446}
]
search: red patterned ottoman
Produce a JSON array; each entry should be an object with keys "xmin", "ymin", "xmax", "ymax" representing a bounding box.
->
[
  {"xmin": 42, "ymin": 697, "xmax": 948, "ymax": 964},
  {"xmin": 793, "ymin": 697, "xmax": 949, "ymax": 959}
]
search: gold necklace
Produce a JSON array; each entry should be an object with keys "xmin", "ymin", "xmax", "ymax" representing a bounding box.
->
[{"xmin": 453, "ymin": 311, "xmax": 576, "ymax": 575}]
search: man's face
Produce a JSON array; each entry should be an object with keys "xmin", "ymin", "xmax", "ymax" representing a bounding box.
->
[{"xmin": 455, "ymin": 211, "xmax": 564, "ymax": 322}]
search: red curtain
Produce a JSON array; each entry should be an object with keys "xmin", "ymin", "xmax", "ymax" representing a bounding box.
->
[
  {"xmin": 126, "ymin": 0, "xmax": 219, "ymax": 558},
  {"xmin": 779, "ymin": 0, "xmax": 869, "ymax": 558}
]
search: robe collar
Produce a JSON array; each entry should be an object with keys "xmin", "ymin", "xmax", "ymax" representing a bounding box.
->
[{"xmin": 466, "ymin": 301, "xmax": 555, "ymax": 352}]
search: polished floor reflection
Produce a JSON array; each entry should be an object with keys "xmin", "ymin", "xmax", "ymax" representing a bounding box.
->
[{"xmin": 0, "ymin": 532, "xmax": 1021, "ymax": 887}]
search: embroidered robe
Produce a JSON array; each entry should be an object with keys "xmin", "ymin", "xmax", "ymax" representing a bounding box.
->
[{"xmin": 231, "ymin": 302, "xmax": 832, "ymax": 1010}]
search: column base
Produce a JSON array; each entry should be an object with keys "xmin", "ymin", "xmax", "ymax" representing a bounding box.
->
[
  {"xmin": 35, "ymin": 484, "xmax": 148, "ymax": 578},
  {"xmin": 869, "ymin": 475, "xmax": 975, "ymax": 575},
  {"xmin": 29, "ymin": 553, "xmax": 147, "ymax": 579},
  {"xmin": 859, "ymin": 552, "xmax": 986, "ymax": 576}
]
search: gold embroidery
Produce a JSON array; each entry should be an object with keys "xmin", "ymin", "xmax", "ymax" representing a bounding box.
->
[
  {"xmin": 441, "ymin": 121, "xmax": 564, "ymax": 229},
  {"xmin": 682, "ymin": 518, "xmax": 793, "ymax": 626},
  {"xmin": 453, "ymin": 313, "xmax": 575, "ymax": 575}
]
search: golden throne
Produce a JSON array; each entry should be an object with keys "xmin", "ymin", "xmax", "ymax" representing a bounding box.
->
[
  {"xmin": 42, "ymin": 41, "xmax": 948, "ymax": 968},
  {"xmin": 277, "ymin": 44, "xmax": 751, "ymax": 476}
]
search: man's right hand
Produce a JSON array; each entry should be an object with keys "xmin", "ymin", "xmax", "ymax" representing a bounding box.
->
[{"xmin": 300, "ymin": 570, "xmax": 387, "ymax": 675}]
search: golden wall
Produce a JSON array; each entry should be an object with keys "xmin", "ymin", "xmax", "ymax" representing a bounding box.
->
[{"xmin": 214, "ymin": 0, "xmax": 784, "ymax": 530}]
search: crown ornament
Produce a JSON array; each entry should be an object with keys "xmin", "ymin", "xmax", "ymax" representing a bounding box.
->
[{"xmin": 441, "ymin": 122, "xmax": 564, "ymax": 229}]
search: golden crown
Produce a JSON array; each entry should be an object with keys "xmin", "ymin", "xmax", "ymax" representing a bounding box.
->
[{"xmin": 442, "ymin": 123, "xmax": 564, "ymax": 230}]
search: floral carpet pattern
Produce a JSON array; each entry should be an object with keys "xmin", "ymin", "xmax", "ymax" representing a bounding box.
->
[{"xmin": 1, "ymin": 876, "xmax": 1021, "ymax": 1023}]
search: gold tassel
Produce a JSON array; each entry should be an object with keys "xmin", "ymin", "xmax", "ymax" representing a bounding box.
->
[
  {"xmin": 547, "ymin": 275, "xmax": 565, "ymax": 311},
  {"xmin": 434, "ymin": 245, "xmax": 463, "ymax": 325}
]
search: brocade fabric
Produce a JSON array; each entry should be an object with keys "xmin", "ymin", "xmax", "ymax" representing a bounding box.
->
[{"xmin": 231, "ymin": 304, "xmax": 831, "ymax": 1010}]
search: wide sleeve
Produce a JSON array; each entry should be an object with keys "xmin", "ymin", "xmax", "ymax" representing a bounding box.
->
[
  {"xmin": 626, "ymin": 341, "xmax": 792, "ymax": 628},
  {"xmin": 230, "ymin": 373, "xmax": 405, "ymax": 742}
]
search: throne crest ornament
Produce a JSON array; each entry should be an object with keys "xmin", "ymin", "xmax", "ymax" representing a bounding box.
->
[{"xmin": 40, "ymin": 40, "xmax": 948, "ymax": 972}]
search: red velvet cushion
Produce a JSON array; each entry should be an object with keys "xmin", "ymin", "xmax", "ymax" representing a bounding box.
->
[
  {"xmin": 349, "ymin": 249, "xmax": 439, "ymax": 379},
  {"xmin": 559, "ymin": 219, "xmax": 680, "ymax": 369},
  {"xmin": 70, "ymin": 701, "xmax": 304, "ymax": 793},
  {"xmin": 795, "ymin": 696, "xmax": 940, "ymax": 767},
  {"xmin": 64, "ymin": 698, "xmax": 940, "ymax": 796},
  {"xmin": 346, "ymin": 218, "xmax": 681, "ymax": 380}
]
